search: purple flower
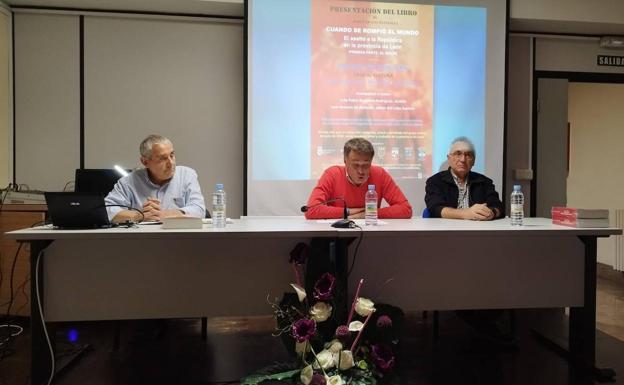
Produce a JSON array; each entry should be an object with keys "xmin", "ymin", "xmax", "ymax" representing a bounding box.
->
[
  {"xmin": 376, "ymin": 315, "xmax": 393, "ymax": 329},
  {"xmin": 292, "ymin": 318, "xmax": 317, "ymax": 343},
  {"xmin": 371, "ymin": 343, "xmax": 395, "ymax": 373},
  {"xmin": 310, "ymin": 373, "xmax": 326, "ymax": 385},
  {"xmin": 335, "ymin": 325, "xmax": 351, "ymax": 342},
  {"xmin": 313, "ymin": 273, "xmax": 336, "ymax": 301},
  {"xmin": 289, "ymin": 243, "xmax": 310, "ymax": 265}
]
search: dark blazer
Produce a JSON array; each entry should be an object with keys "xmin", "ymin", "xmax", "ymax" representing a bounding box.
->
[{"xmin": 425, "ymin": 169, "xmax": 504, "ymax": 218}]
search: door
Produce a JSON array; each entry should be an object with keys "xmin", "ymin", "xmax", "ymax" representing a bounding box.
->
[{"xmin": 535, "ymin": 78, "xmax": 569, "ymax": 217}]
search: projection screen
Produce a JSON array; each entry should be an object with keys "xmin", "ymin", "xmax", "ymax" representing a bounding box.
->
[{"xmin": 246, "ymin": 0, "xmax": 506, "ymax": 216}]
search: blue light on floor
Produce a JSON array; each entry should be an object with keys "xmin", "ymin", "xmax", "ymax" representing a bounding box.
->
[{"xmin": 68, "ymin": 329, "xmax": 79, "ymax": 342}]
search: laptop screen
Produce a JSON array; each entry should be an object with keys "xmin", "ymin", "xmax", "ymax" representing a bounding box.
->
[{"xmin": 75, "ymin": 169, "xmax": 122, "ymax": 195}]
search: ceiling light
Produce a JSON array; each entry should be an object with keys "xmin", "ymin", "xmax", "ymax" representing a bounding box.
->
[{"xmin": 600, "ymin": 36, "xmax": 624, "ymax": 49}]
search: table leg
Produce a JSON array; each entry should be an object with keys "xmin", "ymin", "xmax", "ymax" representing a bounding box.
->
[
  {"xmin": 534, "ymin": 236, "xmax": 615, "ymax": 381},
  {"xmin": 30, "ymin": 240, "xmax": 53, "ymax": 385},
  {"xmin": 569, "ymin": 236, "xmax": 615, "ymax": 380}
]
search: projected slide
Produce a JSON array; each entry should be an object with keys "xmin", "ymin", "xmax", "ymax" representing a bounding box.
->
[
  {"xmin": 248, "ymin": 0, "xmax": 505, "ymax": 216},
  {"xmin": 310, "ymin": 2, "xmax": 433, "ymax": 179}
]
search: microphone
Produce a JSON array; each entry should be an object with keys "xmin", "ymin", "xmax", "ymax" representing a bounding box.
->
[{"xmin": 301, "ymin": 198, "xmax": 354, "ymax": 228}]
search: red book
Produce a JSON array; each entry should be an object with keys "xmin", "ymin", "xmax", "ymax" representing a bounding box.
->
[
  {"xmin": 551, "ymin": 207, "xmax": 609, "ymax": 219},
  {"xmin": 552, "ymin": 216, "xmax": 610, "ymax": 228}
]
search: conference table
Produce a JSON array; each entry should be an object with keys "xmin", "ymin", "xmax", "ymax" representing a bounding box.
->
[{"xmin": 5, "ymin": 216, "xmax": 621, "ymax": 384}]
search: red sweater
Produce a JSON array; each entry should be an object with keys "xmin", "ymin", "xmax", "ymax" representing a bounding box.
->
[{"xmin": 305, "ymin": 165, "xmax": 412, "ymax": 219}]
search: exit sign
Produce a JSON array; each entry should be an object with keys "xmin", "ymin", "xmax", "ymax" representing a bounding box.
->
[{"xmin": 597, "ymin": 55, "xmax": 624, "ymax": 67}]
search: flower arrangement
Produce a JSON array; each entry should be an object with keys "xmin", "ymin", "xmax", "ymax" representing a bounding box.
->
[{"xmin": 242, "ymin": 243, "xmax": 401, "ymax": 385}]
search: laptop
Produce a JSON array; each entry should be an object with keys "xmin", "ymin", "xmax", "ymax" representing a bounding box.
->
[{"xmin": 45, "ymin": 192, "xmax": 112, "ymax": 229}]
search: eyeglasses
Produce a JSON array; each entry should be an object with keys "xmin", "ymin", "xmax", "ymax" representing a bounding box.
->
[{"xmin": 449, "ymin": 151, "xmax": 475, "ymax": 160}]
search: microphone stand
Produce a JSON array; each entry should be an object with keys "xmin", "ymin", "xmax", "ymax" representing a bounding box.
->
[
  {"xmin": 301, "ymin": 198, "xmax": 355, "ymax": 228},
  {"xmin": 331, "ymin": 205, "xmax": 353, "ymax": 228}
]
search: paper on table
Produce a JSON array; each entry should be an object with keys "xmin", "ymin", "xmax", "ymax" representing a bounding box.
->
[
  {"xmin": 315, "ymin": 219, "xmax": 387, "ymax": 226},
  {"xmin": 140, "ymin": 220, "xmax": 162, "ymax": 225}
]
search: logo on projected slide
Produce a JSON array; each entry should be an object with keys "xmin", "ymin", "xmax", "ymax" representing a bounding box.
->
[{"xmin": 417, "ymin": 147, "xmax": 426, "ymax": 160}]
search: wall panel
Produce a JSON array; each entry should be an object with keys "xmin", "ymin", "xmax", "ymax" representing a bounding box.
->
[
  {"xmin": 83, "ymin": 16, "xmax": 244, "ymax": 216},
  {"xmin": 0, "ymin": 10, "xmax": 11, "ymax": 187},
  {"xmin": 14, "ymin": 13, "xmax": 80, "ymax": 191}
]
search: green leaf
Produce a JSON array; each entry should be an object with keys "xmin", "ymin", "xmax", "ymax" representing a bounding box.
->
[
  {"xmin": 240, "ymin": 369, "xmax": 300, "ymax": 385},
  {"xmin": 348, "ymin": 377, "xmax": 377, "ymax": 385}
]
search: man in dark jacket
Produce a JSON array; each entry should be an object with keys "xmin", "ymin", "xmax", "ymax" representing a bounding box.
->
[{"xmin": 425, "ymin": 137, "xmax": 504, "ymax": 220}]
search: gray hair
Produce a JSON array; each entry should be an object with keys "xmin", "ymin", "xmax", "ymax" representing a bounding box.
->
[
  {"xmin": 139, "ymin": 135, "xmax": 172, "ymax": 158},
  {"xmin": 343, "ymin": 137, "xmax": 375, "ymax": 158},
  {"xmin": 449, "ymin": 136, "xmax": 475, "ymax": 155}
]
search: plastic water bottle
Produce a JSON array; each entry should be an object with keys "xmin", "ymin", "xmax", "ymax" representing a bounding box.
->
[
  {"xmin": 212, "ymin": 183, "xmax": 226, "ymax": 228},
  {"xmin": 365, "ymin": 184, "xmax": 378, "ymax": 226},
  {"xmin": 510, "ymin": 185, "xmax": 524, "ymax": 226}
]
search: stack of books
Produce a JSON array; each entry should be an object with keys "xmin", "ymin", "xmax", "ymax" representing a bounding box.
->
[{"xmin": 551, "ymin": 207, "xmax": 610, "ymax": 228}]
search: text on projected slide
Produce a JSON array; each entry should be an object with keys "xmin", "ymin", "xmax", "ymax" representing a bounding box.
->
[{"xmin": 311, "ymin": 1, "xmax": 433, "ymax": 180}]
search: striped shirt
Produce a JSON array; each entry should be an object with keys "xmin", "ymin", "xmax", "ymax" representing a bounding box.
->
[
  {"xmin": 450, "ymin": 171, "xmax": 470, "ymax": 209},
  {"xmin": 105, "ymin": 166, "xmax": 205, "ymax": 220}
]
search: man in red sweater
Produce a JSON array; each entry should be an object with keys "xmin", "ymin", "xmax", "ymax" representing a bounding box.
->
[{"xmin": 305, "ymin": 138, "xmax": 412, "ymax": 219}]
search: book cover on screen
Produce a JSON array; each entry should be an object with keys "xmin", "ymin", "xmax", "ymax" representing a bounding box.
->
[{"xmin": 310, "ymin": 0, "xmax": 434, "ymax": 180}]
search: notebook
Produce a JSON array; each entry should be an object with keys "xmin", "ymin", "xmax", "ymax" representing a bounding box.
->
[{"xmin": 45, "ymin": 192, "xmax": 112, "ymax": 229}]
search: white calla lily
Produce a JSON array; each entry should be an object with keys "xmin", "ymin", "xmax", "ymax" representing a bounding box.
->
[
  {"xmin": 355, "ymin": 297, "xmax": 376, "ymax": 317},
  {"xmin": 326, "ymin": 375, "xmax": 343, "ymax": 385},
  {"xmin": 336, "ymin": 350, "xmax": 355, "ymax": 370},
  {"xmin": 326, "ymin": 339, "xmax": 343, "ymax": 353},
  {"xmin": 295, "ymin": 341, "xmax": 311, "ymax": 356},
  {"xmin": 300, "ymin": 365, "xmax": 313, "ymax": 385},
  {"xmin": 310, "ymin": 302, "xmax": 332, "ymax": 322},
  {"xmin": 290, "ymin": 283, "xmax": 307, "ymax": 302},
  {"xmin": 312, "ymin": 349, "xmax": 335, "ymax": 370},
  {"xmin": 348, "ymin": 320, "xmax": 364, "ymax": 332}
]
